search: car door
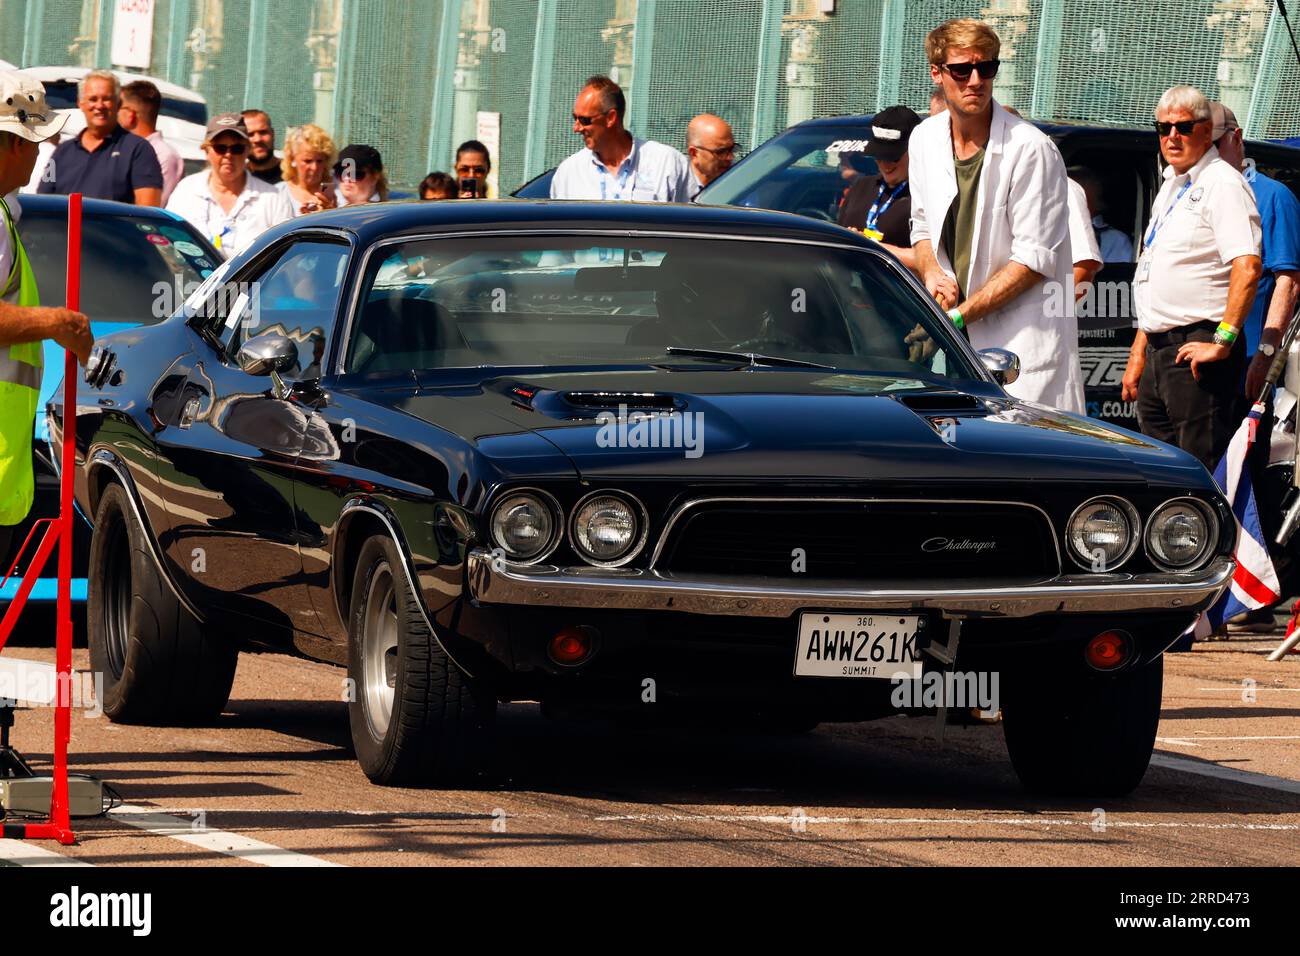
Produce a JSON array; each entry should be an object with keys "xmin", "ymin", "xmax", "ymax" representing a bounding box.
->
[
  {"xmin": 151, "ymin": 235, "xmax": 353, "ymax": 637},
  {"xmin": 1056, "ymin": 132, "xmax": 1162, "ymax": 432}
]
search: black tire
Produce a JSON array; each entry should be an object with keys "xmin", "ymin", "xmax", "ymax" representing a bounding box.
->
[
  {"xmin": 347, "ymin": 535, "xmax": 495, "ymax": 786},
  {"xmin": 87, "ymin": 482, "xmax": 237, "ymax": 723},
  {"xmin": 1002, "ymin": 655, "xmax": 1163, "ymax": 796}
]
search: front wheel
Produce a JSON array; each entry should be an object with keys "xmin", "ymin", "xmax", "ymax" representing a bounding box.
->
[
  {"xmin": 1002, "ymin": 655, "xmax": 1163, "ymax": 796},
  {"xmin": 346, "ymin": 535, "xmax": 495, "ymax": 786}
]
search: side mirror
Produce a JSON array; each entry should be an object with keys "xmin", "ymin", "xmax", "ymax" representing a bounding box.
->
[
  {"xmin": 979, "ymin": 348, "xmax": 1020, "ymax": 386},
  {"xmin": 236, "ymin": 333, "xmax": 298, "ymax": 399}
]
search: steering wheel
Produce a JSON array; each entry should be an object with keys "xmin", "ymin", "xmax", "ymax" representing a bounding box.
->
[{"xmin": 795, "ymin": 206, "xmax": 835, "ymax": 223}]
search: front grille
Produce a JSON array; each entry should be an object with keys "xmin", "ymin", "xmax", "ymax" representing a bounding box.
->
[{"xmin": 659, "ymin": 501, "xmax": 1059, "ymax": 581}]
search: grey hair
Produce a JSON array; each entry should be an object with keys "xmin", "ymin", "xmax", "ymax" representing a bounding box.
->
[
  {"xmin": 78, "ymin": 69, "xmax": 120, "ymax": 102},
  {"xmin": 1155, "ymin": 85, "xmax": 1210, "ymax": 120}
]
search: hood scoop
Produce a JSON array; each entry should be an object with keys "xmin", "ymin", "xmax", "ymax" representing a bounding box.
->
[
  {"xmin": 521, "ymin": 388, "xmax": 686, "ymax": 420},
  {"xmin": 892, "ymin": 390, "xmax": 985, "ymax": 413}
]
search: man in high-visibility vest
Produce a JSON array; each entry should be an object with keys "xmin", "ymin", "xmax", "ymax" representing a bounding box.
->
[{"xmin": 0, "ymin": 70, "xmax": 92, "ymax": 565}]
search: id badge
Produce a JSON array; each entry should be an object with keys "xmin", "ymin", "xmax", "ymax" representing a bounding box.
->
[
  {"xmin": 863, "ymin": 227, "xmax": 884, "ymax": 241},
  {"xmin": 1137, "ymin": 257, "xmax": 1151, "ymax": 282}
]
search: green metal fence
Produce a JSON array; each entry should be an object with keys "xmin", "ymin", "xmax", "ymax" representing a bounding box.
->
[{"xmin": 2, "ymin": 0, "xmax": 1298, "ymax": 195}]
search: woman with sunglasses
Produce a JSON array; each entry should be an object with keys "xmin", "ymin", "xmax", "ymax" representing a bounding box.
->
[
  {"xmin": 333, "ymin": 144, "xmax": 388, "ymax": 207},
  {"xmin": 279, "ymin": 123, "xmax": 338, "ymax": 217},
  {"xmin": 166, "ymin": 113, "xmax": 294, "ymax": 259}
]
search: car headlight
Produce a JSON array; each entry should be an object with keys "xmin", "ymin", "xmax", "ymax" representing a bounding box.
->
[
  {"xmin": 489, "ymin": 490, "xmax": 561, "ymax": 563},
  {"xmin": 571, "ymin": 492, "xmax": 647, "ymax": 566},
  {"xmin": 1145, "ymin": 498, "xmax": 1215, "ymax": 571},
  {"xmin": 1067, "ymin": 496, "xmax": 1138, "ymax": 571}
]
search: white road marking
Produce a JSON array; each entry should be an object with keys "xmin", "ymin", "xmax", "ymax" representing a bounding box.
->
[
  {"xmin": 591, "ymin": 813, "xmax": 1299, "ymax": 830},
  {"xmin": 1149, "ymin": 754, "xmax": 1300, "ymax": 796},
  {"xmin": 1159, "ymin": 735, "xmax": 1300, "ymax": 747},
  {"xmin": 1195, "ymin": 686, "xmax": 1300, "ymax": 692},
  {"xmin": 0, "ymin": 838, "xmax": 92, "ymax": 866},
  {"xmin": 111, "ymin": 805, "xmax": 343, "ymax": 867}
]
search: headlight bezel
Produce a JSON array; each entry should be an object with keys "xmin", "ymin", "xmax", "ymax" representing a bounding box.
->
[
  {"xmin": 569, "ymin": 490, "xmax": 649, "ymax": 568},
  {"xmin": 488, "ymin": 488, "xmax": 564, "ymax": 565},
  {"xmin": 1144, "ymin": 496, "xmax": 1218, "ymax": 572},
  {"xmin": 1066, "ymin": 495, "xmax": 1140, "ymax": 572}
]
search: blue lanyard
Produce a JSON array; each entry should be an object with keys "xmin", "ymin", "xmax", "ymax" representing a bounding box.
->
[
  {"xmin": 866, "ymin": 180, "xmax": 907, "ymax": 231},
  {"xmin": 1143, "ymin": 178, "xmax": 1192, "ymax": 252},
  {"xmin": 598, "ymin": 156, "xmax": 635, "ymax": 201}
]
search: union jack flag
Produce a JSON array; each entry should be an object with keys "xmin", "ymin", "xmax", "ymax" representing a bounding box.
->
[{"xmin": 1191, "ymin": 402, "xmax": 1282, "ymax": 638}]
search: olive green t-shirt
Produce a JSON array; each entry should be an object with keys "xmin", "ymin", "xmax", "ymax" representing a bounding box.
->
[{"xmin": 940, "ymin": 146, "xmax": 985, "ymax": 299}]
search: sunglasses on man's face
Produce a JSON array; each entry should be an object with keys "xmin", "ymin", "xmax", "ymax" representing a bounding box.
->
[
  {"xmin": 210, "ymin": 142, "xmax": 247, "ymax": 156},
  {"xmin": 941, "ymin": 59, "xmax": 999, "ymax": 82},
  {"xmin": 573, "ymin": 112, "xmax": 605, "ymax": 126},
  {"xmin": 697, "ymin": 144, "xmax": 738, "ymax": 157},
  {"xmin": 1154, "ymin": 119, "xmax": 1207, "ymax": 138}
]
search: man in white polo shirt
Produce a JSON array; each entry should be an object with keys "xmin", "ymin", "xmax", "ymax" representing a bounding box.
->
[
  {"xmin": 167, "ymin": 113, "xmax": 294, "ymax": 259},
  {"xmin": 1121, "ymin": 85, "xmax": 1262, "ymax": 470},
  {"xmin": 550, "ymin": 75, "xmax": 692, "ymax": 202}
]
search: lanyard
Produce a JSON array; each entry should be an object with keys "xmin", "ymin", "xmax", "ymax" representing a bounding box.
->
[
  {"xmin": 598, "ymin": 155, "xmax": 635, "ymax": 201},
  {"xmin": 865, "ymin": 180, "xmax": 907, "ymax": 232},
  {"xmin": 1143, "ymin": 178, "xmax": 1192, "ymax": 252}
]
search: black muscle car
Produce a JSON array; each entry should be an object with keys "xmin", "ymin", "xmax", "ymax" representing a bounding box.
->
[{"xmin": 52, "ymin": 200, "xmax": 1234, "ymax": 795}]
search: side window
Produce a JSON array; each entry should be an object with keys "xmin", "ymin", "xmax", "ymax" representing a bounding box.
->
[{"xmin": 228, "ymin": 240, "xmax": 351, "ymax": 381}]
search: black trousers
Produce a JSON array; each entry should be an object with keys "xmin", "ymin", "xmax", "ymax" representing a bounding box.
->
[{"xmin": 1137, "ymin": 322, "xmax": 1247, "ymax": 472}]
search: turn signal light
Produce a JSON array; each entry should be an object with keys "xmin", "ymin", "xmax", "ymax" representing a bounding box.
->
[
  {"xmin": 1085, "ymin": 630, "xmax": 1131, "ymax": 670},
  {"xmin": 548, "ymin": 626, "xmax": 598, "ymax": 666}
]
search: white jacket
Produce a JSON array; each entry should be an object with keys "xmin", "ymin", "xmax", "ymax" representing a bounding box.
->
[{"xmin": 909, "ymin": 101, "xmax": 1085, "ymax": 413}]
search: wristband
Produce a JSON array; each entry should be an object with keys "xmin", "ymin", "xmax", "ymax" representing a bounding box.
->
[
  {"xmin": 1213, "ymin": 322, "xmax": 1239, "ymax": 347},
  {"xmin": 947, "ymin": 308, "xmax": 964, "ymax": 329}
]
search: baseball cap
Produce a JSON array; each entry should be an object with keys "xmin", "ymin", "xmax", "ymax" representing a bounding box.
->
[
  {"xmin": 205, "ymin": 112, "xmax": 250, "ymax": 141},
  {"xmin": 1210, "ymin": 102, "xmax": 1240, "ymax": 141},
  {"xmin": 334, "ymin": 144, "xmax": 383, "ymax": 178},
  {"xmin": 0, "ymin": 69, "xmax": 66, "ymax": 143},
  {"xmin": 865, "ymin": 105, "xmax": 922, "ymax": 162}
]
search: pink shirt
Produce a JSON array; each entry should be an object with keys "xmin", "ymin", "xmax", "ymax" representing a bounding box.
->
[{"xmin": 147, "ymin": 131, "xmax": 185, "ymax": 204}]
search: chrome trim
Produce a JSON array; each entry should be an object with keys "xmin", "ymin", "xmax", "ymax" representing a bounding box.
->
[
  {"xmin": 87, "ymin": 450, "xmax": 206, "ymax": 624},
  {"xmin": 337, "ymin": 500, "xmax": 474, "ymax": 677},
  {"xmin": 332, "ymin": 228, "xmax": 993, "ymax": 387},
  {"xmin": 569, "ymin": 489, "xmax": 650, "ymax": 568},
  {"xmin": 647, "ymin": 497, "xmax": 1063, "ymax": 573},
  {"xmin": 488, "ymin": 487, "xmax": 565, "ymax": 565},
  {"xmin": 1065, "ymin": 495, "xmax": 1141, "ymax": 572},
  {"xmin": 466, "ymin": 550, "xmax": 1234, "ymax": 620},
  {"xmin": 1144, "ymin": 496, "xmax": 1219, "ymax": 573}
]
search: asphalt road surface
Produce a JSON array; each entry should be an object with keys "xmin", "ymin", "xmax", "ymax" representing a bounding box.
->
[{"xmin": 1, "ymin": 633, "xmax": 1296, "ymax": 867}]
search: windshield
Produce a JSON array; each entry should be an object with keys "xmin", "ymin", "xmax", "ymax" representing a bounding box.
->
[
  {"xmin": 41, "ymin": 79, "xmax": 208, "ymax": 126},
  {"xmin": 22, "ymin": 211, "xmax": 216, "ymax": 325},
  {"xmin": 346, "ymin": 235, "xmax": 980, "ymax": 388},
  {"xmin": 696, "ymin": 123, "xmax": 878, "ymax": 221}
]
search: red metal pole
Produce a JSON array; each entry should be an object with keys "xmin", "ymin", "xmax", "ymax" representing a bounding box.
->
[{"xmin": 47, "ymin": 193, "xmax": 81, "ymax": 843}]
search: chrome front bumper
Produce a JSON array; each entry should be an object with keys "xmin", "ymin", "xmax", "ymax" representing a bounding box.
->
[{"xmin": 465, "ymin": 550, "xmax": 1234, "ymax": 620}]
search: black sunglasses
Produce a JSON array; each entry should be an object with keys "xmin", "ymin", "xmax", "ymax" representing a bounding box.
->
[
  {"xmin": 941, "ymin": 59, "xmax": 1000, "ymax": 81},
  {"xmin": 1154, "ymin": 119, "xmax": 1207, "ymax": 137},
  {"xmin": 573, "ymin": 112, "xmax": 603, "ymax": 126},
  {"xmin": 209, "ymin": 142, "xmax": 247, "ymax": 156},
  {"xmin": 696, "ymin": 143, "xmax": 739, "ymax": 156}
]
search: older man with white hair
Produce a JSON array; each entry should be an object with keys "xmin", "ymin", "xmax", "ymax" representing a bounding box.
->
[{"xmin": 1120, "ymin": 85, "xmax": 1262, "ymax": 471}]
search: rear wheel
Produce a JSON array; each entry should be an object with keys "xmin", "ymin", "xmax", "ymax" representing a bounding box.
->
[
  {"xmin": 347, "ymin": 535, "xmax": 495, "ymax": 785},
  {"xmin": 1002, "ymin": 655, "xmax": 1163, "ymax": 796},
  {"xmin": 87, "ymin": 482, "xmax": 237, "ymax": 723}
]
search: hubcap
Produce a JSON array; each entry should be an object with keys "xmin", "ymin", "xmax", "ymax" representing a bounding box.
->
[
  {"xmin": 103, "ymin": 521, "xmax": 130, "ymax": 680},
  {"xmin": 361, "ymin": 564, "xmax": 399, "ymax": 739}
]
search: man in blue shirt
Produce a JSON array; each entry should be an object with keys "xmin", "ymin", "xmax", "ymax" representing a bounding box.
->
[
  {"xmin": 36, "ymin": 70, "xmax": 162, "ymax": 206},
  {"xmin": 1211, "ymin": 104, "xmax": 1300, "ymax": 400}
]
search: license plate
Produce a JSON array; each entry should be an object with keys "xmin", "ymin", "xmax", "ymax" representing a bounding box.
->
[{"xmin": 794, "ymin": 612, "xmax": 923, "ymax": 679}]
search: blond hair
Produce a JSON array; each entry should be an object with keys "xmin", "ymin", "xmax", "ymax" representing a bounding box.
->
[
  {"xmin": 926, "ymin": 18, "xmax": 1000, "ymax": 66},
  {"xmin": 280, "ymin": 123, "xmax": 338, "ymax": 185}
]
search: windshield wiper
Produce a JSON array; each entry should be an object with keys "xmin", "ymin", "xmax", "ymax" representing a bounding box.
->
[{"xmin": 663, "ymin": 347, "xmax": 833, "ymax": 370}]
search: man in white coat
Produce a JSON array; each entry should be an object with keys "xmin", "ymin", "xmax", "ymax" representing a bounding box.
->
[{"xmin": 909, "ymin": 18, "xmax": 1085, "ymax": 413}]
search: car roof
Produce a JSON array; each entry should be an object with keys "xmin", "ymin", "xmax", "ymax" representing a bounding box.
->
[
  {"xmin": 21, "ymin": 66, "xmax": 207, "ymax": 103},
  {"xmin": 785, "ymin": 112, "xmax": 1300, "ymax": 155},
  {"xmin": 16, "ymin": 193, "xmax": 203, "ymax": 222},
  {"xmin": 266, "ymin": 198, "xmax": 879, "ymax": 250}
]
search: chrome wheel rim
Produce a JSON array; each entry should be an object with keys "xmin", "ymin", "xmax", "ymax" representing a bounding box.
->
[{"xmin": 361, "ymin": 564, "xmax": 399, "ymax": 740}]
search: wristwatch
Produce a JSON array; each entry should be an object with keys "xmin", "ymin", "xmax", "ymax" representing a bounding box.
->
[{"xmin": 1258, "ymin": 342, "xmax": 1277, "ymax": 357}]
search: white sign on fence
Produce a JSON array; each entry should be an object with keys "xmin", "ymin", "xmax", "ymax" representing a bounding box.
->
[
  {"xmin": 476, "ymin": 111, "xmax": 501, "ymax": 199},
  {"xmin": 111, "ymin": 0, "xmax": 156, "ymax": 70}
]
